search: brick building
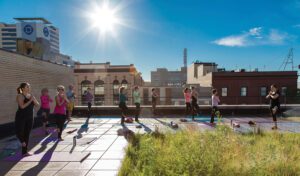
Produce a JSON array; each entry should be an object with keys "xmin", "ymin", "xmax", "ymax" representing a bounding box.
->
[
  {"xmin": 212, "ymin": 71, "xmax": 298, "ymax": 104},
  {"xmin": 74, "ymin": 62, "xmax": 143, "ymax": 105},
  {"xmin": 0, "ymin": 49, "xmax": 74, "ymax": 126}
]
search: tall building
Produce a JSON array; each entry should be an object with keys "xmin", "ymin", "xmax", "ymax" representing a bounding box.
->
[
  {"xmin": 183, "ymin": 48, "xmax": 187, "ymax": 68},
  {"xmin": 49, "ymin": 26, "xmax": 60, "ymax": 53},
  {"xmin": 0, "ymin": 18, "xmax": 74, "ymax": 66},
  {"xmin": 187, "ymin": 61, "xmax": 218, "ymax": 87},
  {"xmin": 0, "ymin": 23, "xmax": 17, "ymax": 51}
]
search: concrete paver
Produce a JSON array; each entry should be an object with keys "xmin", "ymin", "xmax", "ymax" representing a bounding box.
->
[{"xmin": 0, "ymin": 116, "xmax": 299, "ymax": 176}]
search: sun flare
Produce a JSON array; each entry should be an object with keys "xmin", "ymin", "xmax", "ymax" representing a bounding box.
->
[{"xmin": 88, "ymin": 5, "xmax": 119, "ymax": 33}]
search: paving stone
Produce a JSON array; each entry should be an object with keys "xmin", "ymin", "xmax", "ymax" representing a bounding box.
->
[
  {"xmin": 102, "ymin": 150, "xmax": 125, "ymax": 159},
  {"xmin": 86, "ymin": 151, "xmax": 105, "ymax": 159},
  {"xmin": 5, "ymin": 152, "xmax": 91, "ymax": 162},
  {"xmin": 62, "ymin": 159, "xmax": 97, "ymax": 170},
  {"xmin": 54, "ymin": 170, "xmax": 88, "ymax": 176},
  {"xmin": 5, "ymin": 170, "xmax": 57, "ymax": 176},
  {"xmin": 11, "ymin": 161, "xmax": 68, "ymax": 171},
  {"xmin": 86, "ymin": 170, "xmax": 118, "ymax": 176},
  {"xmin": 92, "ymin": 159, "xmax": 122, "ymax": 170}
]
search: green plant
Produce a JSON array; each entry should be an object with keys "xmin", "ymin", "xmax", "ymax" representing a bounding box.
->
[{"xmin": 119, "ymin": 127, "xmax": 300, "ymax": 176}]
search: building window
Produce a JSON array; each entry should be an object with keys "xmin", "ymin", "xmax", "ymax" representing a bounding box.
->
[
  {"xmin": 2, "ymin": 33, "xmax": 16, "ymax": 36},
  {"xmin": 240, "ymin": 87, "xmax": 247, "ymax": 96},
  {"xmin": 2, "ymin": 37, "xmax": 16, "ymax": 40},
  {"xmin": 221, "ymin": 87, "xmax": 227, "ymax": 96},
  {"xmin": 260, "ymin": 87, "xmax": 267, "ymax": 96},
  {"xmin": 94, "ymin": 80, "xmax": 105, "ymax": 105},
  {"xmin": 2, "ymin": 42, "xmax": 16, "ymax": 45},
  {"xmin": 113, "ymin": 80, "xmax": 120, "ymax": 105},
  {"xmin": 1, "ymin": 28, "xmax": 16, "ymax": 32},
  {"xmin": 81, "ymin": 80, "xmax": 92, "ymax": 105},
  {"xmin": 2, "ymin": 47, "xmax": 16, "ymax": 50},
  {"xmin": 121, "ymin": 79, "xmax": 128, "ymax": 89},
  {"xmin": 282, "ymin": 87, "xmax": 287, "ymax": 96}
]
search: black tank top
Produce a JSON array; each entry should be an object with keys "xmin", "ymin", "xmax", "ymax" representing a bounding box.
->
[
  {"xmin": 16, "ymin": 94, "xmax": 34, "ymax": 118},
  {"xmin": 270, "ymin": 91, "xmax": 280, "ymax": 106}
]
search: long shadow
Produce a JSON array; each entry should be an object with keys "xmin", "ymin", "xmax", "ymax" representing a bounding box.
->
[
  {"xmin": 120, "ymin": 124, "xmax": 135, "ymax": 142},
  {"xmin": 22, "ymin": 140, "xmax": 59, "ymax": 176},
  {"xmin": 153, "ymin": 118, "xmax": 172, "ymax": 129},
  {"xmin": 69, "ymin": 117, "xmax": 91, "ymax": 154},
  {"xmin": 137, "ymin": 122, "xmax": 152, "ymax": 133},
  {"xmin": 77, "ymin": 117, "xmax": 90, "ymax": 139},
  {"xmin": 33, "ymin": 134, "xmax": 57, "ymax": 155},
  {"xmin": 0, "ymin": 127, "xmax": 58, "ymax": 175}
]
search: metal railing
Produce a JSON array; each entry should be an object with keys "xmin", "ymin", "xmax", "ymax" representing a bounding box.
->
[{"xmin": 75, "ymin": 96, "xmax": 300, "ymax": 106}]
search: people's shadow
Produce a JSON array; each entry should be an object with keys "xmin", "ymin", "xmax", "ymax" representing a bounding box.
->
[
  {"xmin": 69, "ymin": 117, "xmax": 91, "ymax": 154},
  {"xmin": 33, "ymin": 134, "xmax": 57, "ymax": 155},
  {"xmin": 137, "ymin": 122, "xmax": 152, "ymax": 133},
  {"xmin": 153, "ymin": 118, "xmax": 171, "ymax": 128},
  {"xmin": 119, "ymin": 124, "xmax": 135, "ymax": 142},
  {"xmin": 77, "ymin": 118, "xmax": 90, "ymax": 139},
  {"xmin": 22, "ymin": 140, "xmax": 59, "ymax": 176}
]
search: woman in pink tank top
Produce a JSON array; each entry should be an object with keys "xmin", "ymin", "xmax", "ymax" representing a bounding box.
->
[
  {"xmin": 54, "ymin": 85, "xmax": 69, "ymax": 141},
  {"xmin": 183, "ymin": 88, "xmax": 192, "ymax": 116}
]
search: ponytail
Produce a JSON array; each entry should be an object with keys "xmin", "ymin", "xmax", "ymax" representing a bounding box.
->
[
  {"xmin": 17, "ymin": 82, "xmax": 29, "ymax": 94},
  {"xmin": 17, "ymin": 87, "xmax": 22, "ymax": 94}
]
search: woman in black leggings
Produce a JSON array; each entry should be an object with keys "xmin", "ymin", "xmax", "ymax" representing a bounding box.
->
[
  {"xmin": 15, "ymin": 83, "xmax": 39, "ymax": 157},
  {"xmin": 266, "ymin": 84, "xmax": 280, "ymax": 130}
]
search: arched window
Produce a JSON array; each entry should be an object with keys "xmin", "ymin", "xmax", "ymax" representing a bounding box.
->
[
  {"xmin": 81, "ymin": 80, "xmax": 91, "ymax": 105},
  {"xmin": 94, "ymin": 80, "xmax": 105, "ymax": 105},
  {"xmin": 121, "ymin": 79, "xmax": 128, "ymax": 89},
  {"xmin": 113, "ymin": 80, "xmax": 120, "ymax": 104}
]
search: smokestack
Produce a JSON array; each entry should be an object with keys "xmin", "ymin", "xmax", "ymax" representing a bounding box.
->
[{"xmin": 183, "ymin": 48, "xmax": 187, "ymax": 68}]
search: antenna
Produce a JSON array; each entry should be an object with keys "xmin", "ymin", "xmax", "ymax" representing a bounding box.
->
[
  {"xmin": 279, "ymin": 48, "xmax": 294, "ymax": 71},
  {"xmin": 183, "ymin": 48, "xmax": 187, "ymax": 67}
]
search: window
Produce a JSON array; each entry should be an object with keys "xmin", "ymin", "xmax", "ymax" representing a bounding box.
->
[
  {"xmin": 221, "ymin": 87, "xmax": 227, "ymax": 96},
  {"xmin": 94, "ymin": 80, "xmax": 105, "ymax": 105},
  {"xmin": 282, "ymin": 87, "xmax": 287, "ymax": 96},
  {"xmin": 2, "ymin": 42, "xmax": 16, "ymax": 45},
  {"xmin": 240, "ymin": 87, "xmax": 247, "ymax": 96},
  {"xmin": 2, "ymin": 47, "xmax": 16, "ymax": 50},
  {"xmin": 2, "ymin": 37, "xmax": 16, "ymax": 40},
  {"xmin": 113, "ymin": 80, "xmax": 120, "ymax": 95},
  {"xmin": 260, "ymin": 87, "xmax": 267, "ymax": 96},
  {"xmin": 2, "ymin": 33, "xmax": 16, "ymax": 36},
  {"xmin": 121, "ymin": 79, "xmax": 128, "ymax": 89},
  {"xmin": 1, "ymin": 28, "xmax": 16, "ymax": 32},
  {"xmin": 81, "ymin": 80, "xmax": 92, "ymax": 105},
  {"xmin": 113, "ymin": 80, "xmax": 120, "ymax": 105}
]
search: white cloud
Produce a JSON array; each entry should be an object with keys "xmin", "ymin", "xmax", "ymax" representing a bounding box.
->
[
  {"xmin": 213, "ymin": 27, "xmax": 291, "ymax": 47},
  {"xmin": 213, "ymin": 34, "xmax": 247, "ymax": 47},
  {"xmin": 249, "ymin": 27, "xmax": 262, "ymax": 36}
]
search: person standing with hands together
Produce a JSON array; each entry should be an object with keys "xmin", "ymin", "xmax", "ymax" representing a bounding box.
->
[
  {"xmin": 15, "ymin": 83, "xmax": 39, "ymax": 157},
  {"xmin": 54, "ymin": 85, "xmax": 69, "ymax": 140},
  {"xmin": 266, "ymin": 84, "xmax": 280, "ymax": 130}
]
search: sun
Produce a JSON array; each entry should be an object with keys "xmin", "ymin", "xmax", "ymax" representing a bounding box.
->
[{"xmin": 88, "ymin": 5, "xmax": 119, "ymax": 33}]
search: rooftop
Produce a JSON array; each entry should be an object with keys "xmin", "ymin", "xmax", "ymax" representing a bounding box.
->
[{"xmin": 13, "ymin": 17, "xmax": 52, "ymax": 24}]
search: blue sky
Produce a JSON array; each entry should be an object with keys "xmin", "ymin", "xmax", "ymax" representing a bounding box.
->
[{"xmin": 0, "ymin": 0, "xmax": 300, "ymax": 80}]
